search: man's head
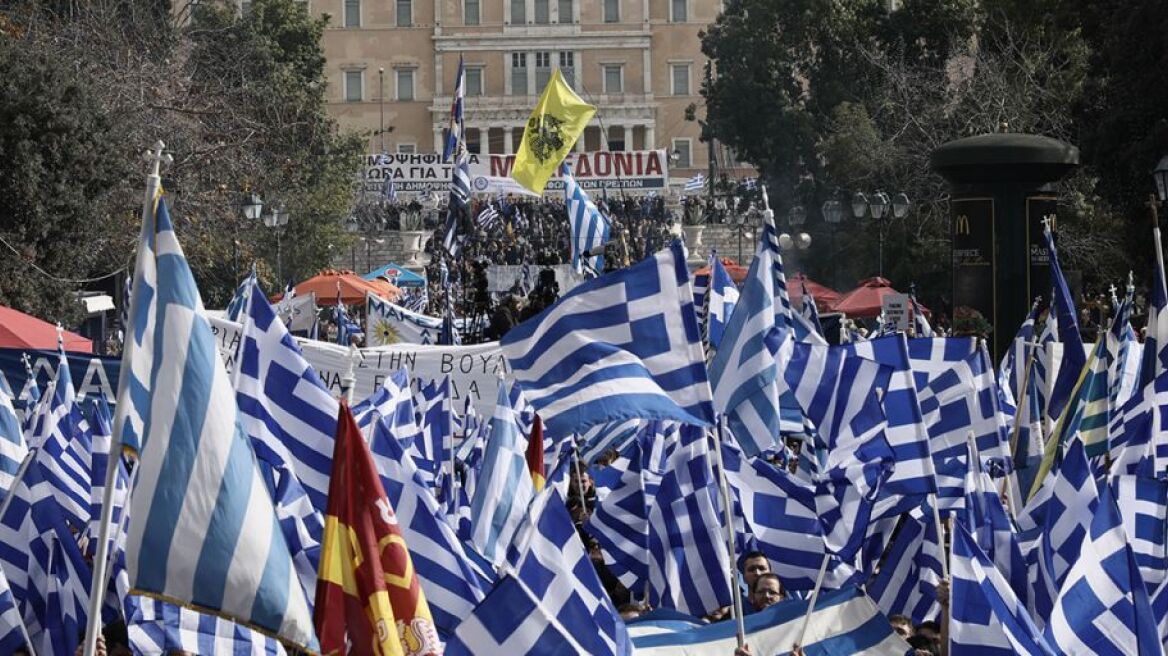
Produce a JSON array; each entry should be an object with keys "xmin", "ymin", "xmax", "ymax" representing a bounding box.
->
[
  {"xmin": 749, "ymin": 572, "xmax": 783, "ymax": 612},
  {"xmin": 888, "ymin": 614, "xmax": 913, "ymax": 639},
  {"xmin": 915, "ymin": 620, "xmax": 942, "ymax": 646},
  {"xmin": 741, "ymin": 551, "xmax": 771, "ymax": 590}
]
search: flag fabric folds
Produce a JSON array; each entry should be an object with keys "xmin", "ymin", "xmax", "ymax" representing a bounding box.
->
[
  {"xmin": 315, "ymin": 402, "xmax": 440, "ymax": 655},
  {"xmin": 706, "ymin": 256, "xmax": 740, "ymax": 350},
  {"xmin": 469, "ymin": 383, "xmax": 535, "ymax": 565},
  {"xmin": 118, "ymin": 196, "xmax": 316, "ymax": 650},
  {"xmin": 563, "ymin": 163, "xmax": 611, "ymax": 275},
  {"xmin": 511, "ymin": 68, "xmax": 596, "ymax": 195},
  {"xmin": 501, "ymin": 241, "xmax": 715, "ymax": 437}
]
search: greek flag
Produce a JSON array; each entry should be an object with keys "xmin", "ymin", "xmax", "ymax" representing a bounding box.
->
[
  {"xmin": 1112, "ymin": 475, "xmax": 1168, "ymax": 595},
  {"xmin": 684, "ymin": 173, "xmax": 706, "ymax": 192},
  {"xmin": 909, "ymin": 338, "xmax": 1011, "ymax": 509},
  {"xmin": 0, "ymin": 563, "xmax": 28, "ymax": 654},
  {"xmin": 1107, "ymin": 287, "xmax": 1143, "ymax": 412},
  {"xmin": 128, "ymin": 599, "xmax": 284, "ymax": 656},
  {"xmin": 442, "ymin": 58, "xmax": 470, "ymax": 258},
  {"xmin": 414, "ymin": 375, "xmax": 454, "ymax": 483},
  {"xmin": 14, "ymin": 366, "xmax": 40, "ymax": 432},
  {"xmin": 117, "ymin": 196, "xmax": 316, "ymax": 649},
  {"xmin": 0, "ymin": 377, "xmax": 27, "ymax": 500},
  {"xmin": 799, "ymin": 276, "xmax": 823, "ymax": 336},
  {"xmin": 237, "ymin": 281, "xmax": 339, "ymax": 514},
  {"xmin": 1044, "ymin": 221, "xmax": 1087, "ymax": 423},
  {"xmin": 352, "ymin": 368, "xmax": 423, "ymax": 449},
  {"xmin": 999, "ymin": 299, "xmax": 1041, "ymax": 410},
  {"xmin": 1045, "ymin": 483, "xmax": 1162, "ymax": 655},
  {"xmin": 705, "ymin": 256, "xmax": 739, "ymax": 350},
  {"xmin": 502, "ymin": 242, "xmax": 714, "ymax": 437},
  {"xmin": 963, "ymin": 438, "xmax": 1029, "ymax": 607},
  {"xmin": 475, "ymin": 203, "xmax": 500, "ymax": 230},
  {"xmin": 950, "ymin": 521, "xmax": 1055, "ymax": 656},
  {"xmin": 365, "ymin": 293, "xmax": 443, "ymax": 345},
  {"xmin": 519, "ymin": 261, "xmax": 534, "ymax": 296},
  {"xmin": 709, "ymin": 229, "xmax": 783, "ymax": 457},
  {"xmin": 0, "ymin": 461, "xmax": 92, "ymax": 656},
  {"xmin": 1143, "ymin": 238, "xmax": 1168, "ymax": 390},
  {"xmin": 579, "ymin": 418, "xmax": 645, "ymax": 465},
  {"xmin": 447, "ymin": 489, "xmax": 631, "ymax": 656},
  {"xmin": 563, "ymin": 163, "xmax": 611, "ymax": 275},
  {"xmin": 587, "ymin": 427, "xmax": 655, "ymax": 593},
  {"xmin": 629, "ymin": 587, "xmax": 907, "ymax": 655},
  {"xmin": 369, "ymin": 411, "xmax": 490, "ymax": 633},
  {"xmin": 469, "ymin": 383, "xmax": 535, "ymax": 565},
  {"xmin": 866, "ymin": 505, "xmax": 942, "ymax": 623},
  {"xmin": 32, "ymin": 352, "xmax": 92, "ymax": 532},
  {"xmin": 381, "ymin": 166, "xmax": 397, "ymax": 202},
  {"xmin": 720, "ymin": 442, "xmax": 858, "ymax": 592}
]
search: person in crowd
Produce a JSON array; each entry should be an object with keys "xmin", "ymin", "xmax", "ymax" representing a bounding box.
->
[
  {"xmin": 749, "ymin": 572, "xmax": 784, "ymax": 613},
  {"xmin": 889, "ymin": 613, "xmax": 913, "ymax": 640}
]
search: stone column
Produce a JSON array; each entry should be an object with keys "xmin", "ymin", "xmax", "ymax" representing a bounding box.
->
[
  {"xmin": 504, "ymin": 127, "xmax": 515, "ymax": 155},
  {"xmin": 621, "ymin": 125, "xmax": 631, "ymax": 151}
]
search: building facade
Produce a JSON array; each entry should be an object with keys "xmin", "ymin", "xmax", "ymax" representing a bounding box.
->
[{"xmin": 315, "ymin": 0, "xmax": 749, "ymax": 182}]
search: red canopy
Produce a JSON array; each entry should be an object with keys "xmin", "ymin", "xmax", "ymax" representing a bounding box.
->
[
  {"xmin": 830, "ymin": 277, "xmax": 909, "ymax": 318},
  {"xmin": 284, "ymin": 270, "xmax": 401, "ymax": 306},
  {"xmin": 0, "ymin": 305, "xmax": 92, "ymax": 353},
  {"xmin": 693, "ymin": 257, "xmax": 749, "ymax": 284},
  {"xmin": 788, "ymin": 275, "xmax": 842, "ymax": 313}
]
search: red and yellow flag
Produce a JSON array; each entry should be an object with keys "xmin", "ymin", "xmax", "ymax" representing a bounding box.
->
[
  {"xmin": 315, "ymin": 402, "xmax": 441, "ymax": 656},
  {"xmin": 526, "ymin": 414, "xmax": 545, "ymax": 492}
]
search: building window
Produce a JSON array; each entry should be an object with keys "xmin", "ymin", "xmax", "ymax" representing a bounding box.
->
[
  {"xmin": 603, "ymin": 0, "xmax": 619, "ymax": 22},
  {"xmin": 672, "ymin": 138, "xmax": 692, "ymax": 168},
  {"xmin": 396, "ymin": 68, "xmax": 414, "ymax": 101},
  {"xmin": 465, "ymin": 66, "xmax": 484, "ymax": 96},
  {"xmin": 510, "ymin": 0, "xmax": 525, "ymax": 23},
  {"xmin": 511, "ymin": 53, "xmax": 528, "ymax": 95},
  {"xmin": 344, "ymin": 70, "xmax": 363, "ymax": 102},
  {"xmin": 343, "ymin": 0, "xmax": 360, "ymax": 27},
  {"xmin": 534, "ymin": 0, "xmax": 549, "ymax": 24},
  {"xmin": 396, "ymin": 0, "xmax": 411, "ymax": 26},
  {"xmin": 397, "ymin": 143, "xmax": 416, "ymax": 153},
  {"xmin": 671, "ymin": 63, "xmax": 691, "ymax": 96},
  {"xmin": 557, "ymin": 0, "xmax": 572, "ymax": 22},
  {"xmin": 608, "ymin": 128, "xmax": 625, "ymax": 151},
  {"xmin": 467, "ymin": 129, "xmax": 482, "ymax": 154},
  {"xmin": 535, "ymin": 51, "xmax": 552, "ymax": 90},
  {"xmin": 670, "ymin": 0, "xmax": 686, "ymax": 22},
  {"xmin": 603, "ymin": 64, "xmax": 623, "ymax": 94},
  {"xmin": 464, "ymin": 0, "xmax": 479, "ymax": 24},
  {"xmin": 558, "ymin": 52, "xmax": 575, "ymax": 86}
]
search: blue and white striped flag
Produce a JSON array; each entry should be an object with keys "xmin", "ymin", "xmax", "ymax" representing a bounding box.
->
[
  {"xmin": 963, "ymin": 437, "xmax": 1029, "ymax": 607},
  {"xmin": 469, "ymin": 383, "xmax": 535, "ymax": 565},
  {"xmin": 866, "ymin": 504, "xmax": 942, "ymax": 623},
  {"xmin": 352, "ymin": 368, "xmax": 423, "ymax": 448},
  {"xmin": 0, "ymin": 377, "xmax": 27, "ymax": 501},
  {"xmin": 31, "ymin": 352, "xmax": 92, "ymax": 532},
  {"xmin": 1044, "ymin": 221, "xmax": 1087, "ymax": 424},
  {"xmin": 709, "ymin": 231, "xmax": 783, "ymax": 457},
  {"xmin": 587, "ymin": 427, "xmax": 654, "ymax": 593},
  {"xmin": 475, "ymin": 203, "xmax": 500, "ymax": 230},
  {"xmin": 369, "ymin": 410, "xmax": 490, "ymax": 633},
  {"xmin": 414, "ymin": 375, "xmax": 454, "ymax": 484},
  {"xmin": 0, "ymin": 460, "xmax": 91, "ymax": 655},
  {"xmin": 519, "ymin": 261, "xmax": 534, "ymax": 296},
  {"xmin": 950, "ymin": 521, "xmax": 1055, "ymax": 656},
  {"xmin": 1112, "ymin": 475, "xmax": 1168, "ymax": 596},
  {"xmin": 1045, "ymin": 483, "xmax": 1163, "ymax": 655},
  {"xmin": 117, "ymin": 196, "xmax": 316, "ymax": 650},
  {"xmin": 705, "ymin": 256, "xmax": 739, "ymax": 350},
  {"xmin": 1142, "ymin": 234, "xmax": 1168, "ymax": 390},
  {"xmin": 448, "ymin": 489, "xmax": 631, "ymax": 656},
  {"xmin": 1107, "ymin": 283, "xmax": 1142, "ymax": 412},
  {"xmin": 14, "ymin": 364, "xmax": 40, "ymax": 433},
  {"xmin": 720, "ymin": 441, "xmax": 858, "ymax": 593},
  {"xmin": 999, "ymin": 299, "xmax": 1041, "ymax": 411},
  {"xmin": 237, "ymin": 281, "xmax": 339, "ymax": 514},
  {"xmin": 563, "ymin": 163, "xmax": 611, "ymax": 275},
  {"xmin": 578, "ymin": 418, "xmax": 644, "ymax": 466},
  {"xmin": 128, "ymin": 599, "xmax": 285, "ymax": 656},
  {"xmin": 799, "ymin": 276, "xmax": 823, "ymax": 336},
  {"xmin": 0, "ymin": 560, "xmax": 29, "ymax": 654},
  {"xmin": 683, "ymin": 173, "xmax": 706, "ymax": 192},
  {"xmin": 501, "ymin": 241, "xmax": 715, "ymax": 437}
]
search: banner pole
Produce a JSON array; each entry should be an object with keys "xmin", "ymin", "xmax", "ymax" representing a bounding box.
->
[{"xmin": 709, "ymin": 418, "xmax": 746, "ymax": 649}]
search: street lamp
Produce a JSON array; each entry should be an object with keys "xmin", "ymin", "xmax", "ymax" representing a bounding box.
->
[
  {"xmin": 789, "ymin": 205, "xmax": 806, "ymax": 229},
  {"xmin": 243, "ymin": 192, "xmax": 263, "ymax": 221},
  {"xmin": 822, "ymin": 199, "xmax": 844, "ymax": 287},
  {"xmin": 262, "ymin": 205, "xmax": 290, "ymax": 282},
  {"xmin": 853, "ymin": 190, "xmax": 910, "ymax": 278}
]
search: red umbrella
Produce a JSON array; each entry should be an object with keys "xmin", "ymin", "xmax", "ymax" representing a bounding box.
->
[
  {"xmin": 788, "ymin": 275, "xmax": 842, "ymax": 313},
  {"xmin": 0, "ymin": 305, "xmax": 92, "ymax": 353},
  {"xmin": 693, "ymin": 257, "xmax": 749, "ymax": 284},
  {"xmin": 832, "ymin": 277, "xmax": 924, "ymax": 318},
  {"xmin": 283, "ymin": 270, "xmax": 400, "ymax": 305}
]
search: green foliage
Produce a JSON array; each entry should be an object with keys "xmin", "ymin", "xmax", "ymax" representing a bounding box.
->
[{"xmin": 0, "ymin": 0, "xmax": 362, "ymax": 320}]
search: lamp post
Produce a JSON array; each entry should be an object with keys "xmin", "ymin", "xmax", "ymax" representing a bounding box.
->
[
  {"xmin": 346, "ymin": 215, "xmax": 360, "ymax": 270},
  {"xmin": 852, "ymin": 190, "xmax": 909, "ymax": 278},
  {"xmin": 262, "ymin": 205, "xmax": 290, "ymax": 282},
  {"xmin": 234, "ymin": 191, "xmax": 264, "ymax": 277},
  {"xmin": 379, "ymin": 68, "xmax": 386, "ymax": 153},
  {"xmin": 822, "ymin": 199, "xmax": 843, "ymax": 287}
]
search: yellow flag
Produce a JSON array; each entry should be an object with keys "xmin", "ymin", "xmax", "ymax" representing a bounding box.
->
[{"xmin": 512, "ymin": 69, "xmax": 596, "ymax": 194}]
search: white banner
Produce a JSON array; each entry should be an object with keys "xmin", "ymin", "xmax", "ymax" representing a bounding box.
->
[
  {"xmin": 474, "ymin": 149, "xmax": 669, "ymax": 191},
  {"xmin": 363, "ymin": 152, "xmax": 487, "ymax": 194},
  {"xmin": 279, "ymin": 292, "xmax": 318, "ymax": 333},
  {"xmin": 366, "ymin": 294, "xmax": 443, "ymax": 346},
  {"xmin": 297, "ymin": 339, "xmax": 507, "ymax": 417},
  {"xmin": 208, "ymin": 315, "xmax": 506, "ymax": 416}
]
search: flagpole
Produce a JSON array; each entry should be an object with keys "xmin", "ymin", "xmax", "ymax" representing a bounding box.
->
[
  {"xmin": 0, "ymin": 449, "xmax": 37, "ymax": 530},
  {"xmin": 83, "ymin": 141, "xmax": 169, "ymax": 656},
  {"xmin": 795, "ymin": 552, "xmax": 831, "ymax": 651},
  {"xmin": 709, "ymin": 418, "xmax": 746, "ymax": 649},
  {"xmin": 1003, "ymin": 338, "xmax": 1040, "ymax": 518},
  {"xmin": 930, "ymin": 494, "xmax": 950, "ymax": 581}
]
